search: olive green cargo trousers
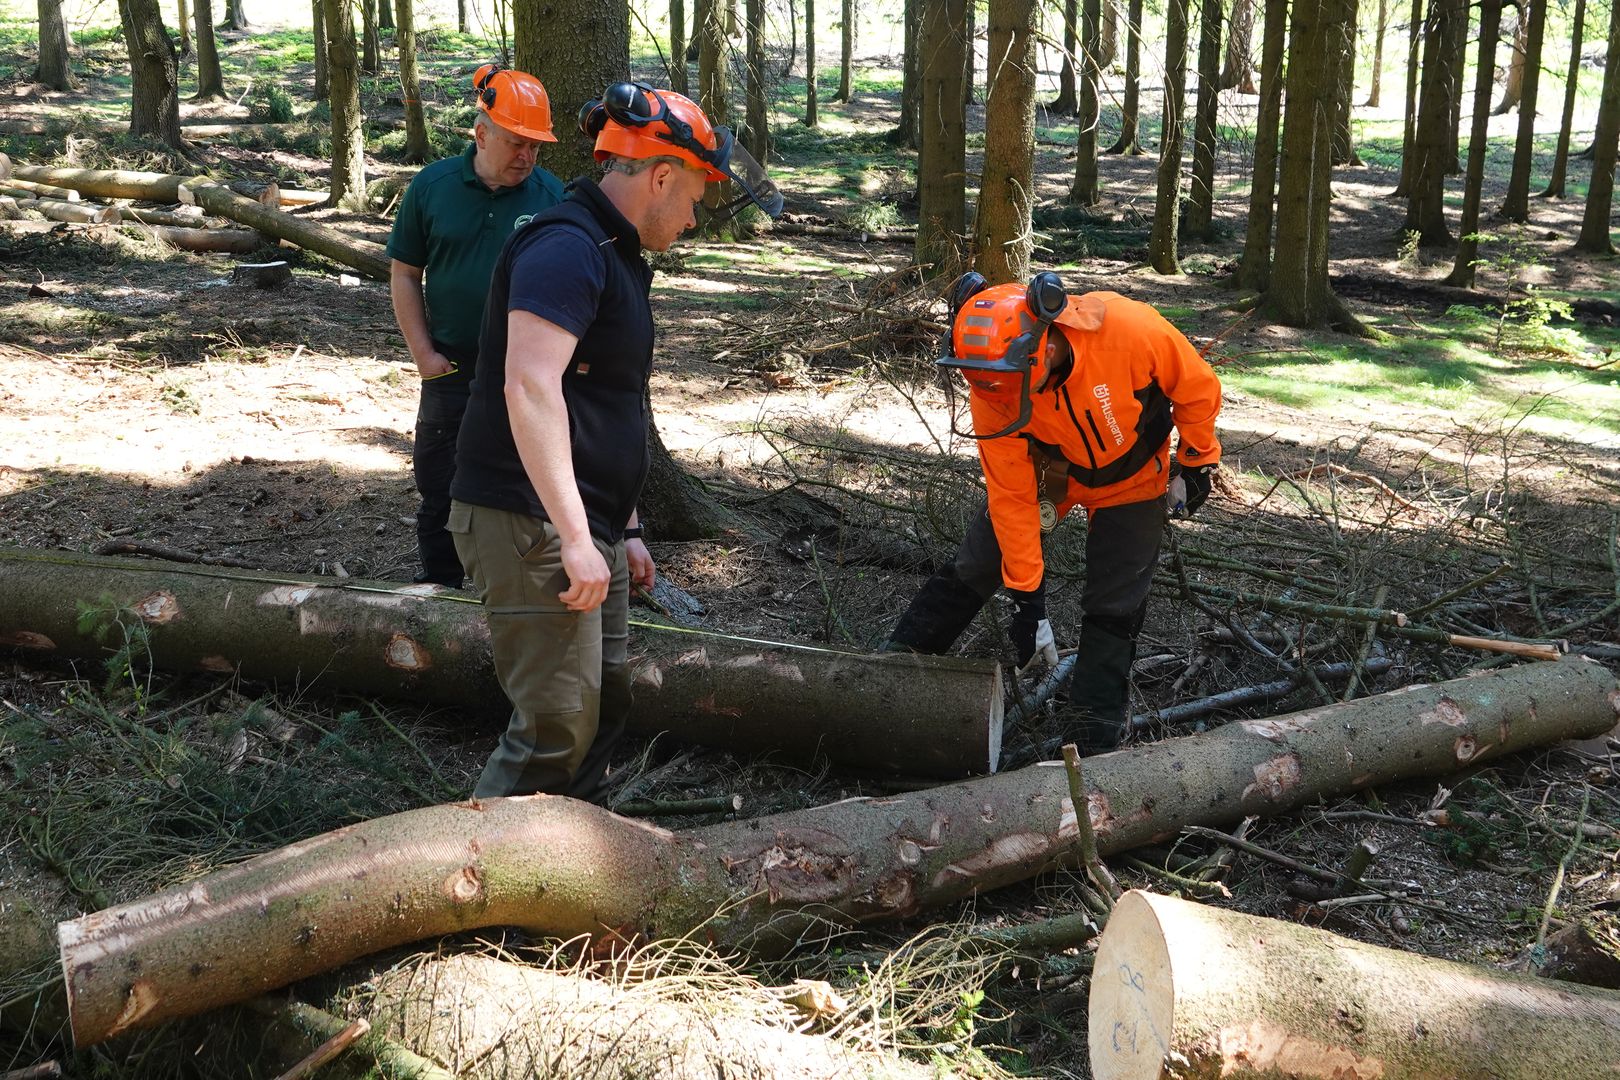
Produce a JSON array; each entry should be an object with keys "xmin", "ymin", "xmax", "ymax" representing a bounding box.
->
[{"xmin": 448, "ymin": 501, "xmax": 630, "ymax": 802}]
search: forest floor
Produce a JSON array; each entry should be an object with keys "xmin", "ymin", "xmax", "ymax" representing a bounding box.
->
[{"xmin": 3, "ymin": 20, "xmax": 1620, "ymax": 1080}]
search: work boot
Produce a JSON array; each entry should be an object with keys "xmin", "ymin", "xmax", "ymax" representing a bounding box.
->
[
  {"xmin": 1063, "ymin": 622, "xmax": 1137, "ymax": 753},
  {"xmin": 881, "ymin": 572, "xmax": 987, "ymax": 655}
]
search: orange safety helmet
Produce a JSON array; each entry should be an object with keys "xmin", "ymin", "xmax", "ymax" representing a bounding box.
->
[
  {"xmin": 938, "ymin": 272, "xmax": 1068, "ymax": 437},
  {"xmin": 579, "ymin": 82, "xmax": 784, "ymax": 221},
  {"xmin": 473, "ymin": 64, "xmax": 558, "ymax": 143}
]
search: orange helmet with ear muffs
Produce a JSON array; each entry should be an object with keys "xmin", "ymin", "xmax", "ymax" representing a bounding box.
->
[
  {"xmin": 473, "ymin": 64, "xmax": 558, "ymax": 142},
  {"xmin": 940, "ymin": 271, "xmax": 1073, "ymax": 439},
  {"xmin": 578, "ymin": 82, "xmax": 785, "ymax": 222}
]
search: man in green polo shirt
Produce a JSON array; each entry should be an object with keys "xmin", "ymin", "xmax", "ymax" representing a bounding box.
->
[{"xmin": 387, "ymin": 64, "xmax": 566, "ymax": 587}]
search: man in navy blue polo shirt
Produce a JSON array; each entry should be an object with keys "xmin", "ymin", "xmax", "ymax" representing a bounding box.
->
[
  {"xmin": 448, "ymin": 84, "xmax": 781, "ymax": 802},
  {"xmin": 387, "ymin": 65, "xmax": 565, "ymax": 587}
]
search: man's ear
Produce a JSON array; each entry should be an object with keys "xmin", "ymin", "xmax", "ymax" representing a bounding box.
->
[{"xmin": 649, "ymin": 160, "xmax": 678, "ymax": 193}]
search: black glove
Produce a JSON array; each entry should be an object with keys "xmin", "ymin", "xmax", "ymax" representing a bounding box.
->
[
  {"xmin": 1007, "ymin": 585, "xmax": 1058, "ymax": 671},
  {"xmin": 1169, "ymin": 462, "xmax": 1214, "ymax": 518}
]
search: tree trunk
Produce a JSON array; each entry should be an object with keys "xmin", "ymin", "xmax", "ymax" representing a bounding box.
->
[
  {"xmin": 361, "ymin": 0, "xmax": 380, "ymax": 75},
  {"xmin": 1052, "ymin": 0, "xmax": 1079, "ymax": 114},
  {"xmin": 1500, "ymin": 0, "xmax": 1545, "ymax": 218},
  {"xmin": 1443, "ymin": 0, "xmax": 1466, "ymax": 172},
  {"xmin": 312, "ymin": 0, "xmax": 328, "ymax": 99},
  {"xmin": 368, "ymin": 954, "xmax": 939, "ymax": 1080},
  {"xmin": 120, "ymin": 0, "xmax": 185, "ymax": 148},
  {"xmin": 964, "ymin": 0, "xmax": 976, "ymax": 105},
  {"xmin": 516, "ymin": 0, "xmax": 628, "ymax": 186},
  {"xmin": 457, "ymin": 0, "xmax": 466, "ymax": 32},
  {"xmin": 1364, "ymin": 0, "xmax": 1386, "ymax": 105},
  {"xmin": 12, "ymin": 164, "xmax": 392, "ymax": 278},
  {"xmin": 785, "ymin": 0, "xmax": 797, "ymax": 76},
  {"xmin": 1403, "ymin": 0, "xmax": 1465, "ymax": 245},
  {"xmin": 892, "ymin": 0, "xmax": 920, "ymax": 143},
  {"xmin": 0, "ymin": 547, "xmax": 1003, "ymax": 778},
  {"xmin": 1443, "ymin": 0, "xmax": 1501, "ymax": 285},
  {"xmin": 696, "ymin": 0, "xmax": 737, "ymax": 232},
  {"xmin": 1391, "ymin": 0, "xmax": 1422, "ymax": 195},
  {"xmin": 1236, "ymin": 0, "xmax": 1286, "ymax": 291},
  {"xmin": 1330, "ymin": 0, "xmax": 1361, "ymax": 165},
  {"xmin": 670, "ymin": 0, "xmax": 688, "ymax": 93},
  {"xmin": 834, "ymin": 0, "xmax": 852, "ymax": 101},
  {"xmin": 395, "ymin": 0, "xmax": 429, "ymax": 163},
  {"xmin": 322, "ymin": 0, "xmax": 366, "ymax": 211},
  {"xmin": 803, "ymin": 0, "xmax": 816, "ymax": 124},
  {"xmin": 192, "ymin": 0, "xmax": 225, "ymax": 100},
  {"xmin": 1070, "ymin": 0, "xmax": 1102, "ymax": 202},
  {"xmin": 1149, "ymin": 0, "xmax": 1190, "ymax": 273},
  {"xmin": 1494, "ymin": 4, "xmax": 1528, "ymax": 113},
  {"xmin": 1576, "ymin": 0, "xmax": 1620, "ymax": 252},
  {"xmin": 639, "ymin": 412, "xmax": 729, "ymax": 539},
  {"xmin": 1098, "ymin": 0, "xmax": 1117, "ymax": 65},
  {"xmin": 37, "ymin": 0, "xmax": 77, "ymax": 90},
  {"xmin": 1090, "ymin": 890, "xmax": 1620, "ymax": 1080},
  {"xmin": 916, "ymin": 0, "xmax": 967, "ymax": 272},
  {"xmin": 1263, "ymin": 0, "xmax": 1361, "ymax": 330},
  {"xmin": 744, "ymin": 0, "xmax": 768, "ymax": 162},
  {"xmin": 177, "ymin": 0, "xmax": 191, "ymax": 54},
  {"xmin": 55, "ymin": 658, "xmax": 1620, "ymax": 1047},
  {"xmin": 1543, "ymin": 0, "xmax": 1585, "ymax": 196},
  {"xmin": 378, "ymin": 0, "xmax": 392, "ymax": 30},
  {"xmin": 1220, "ymin": 0, "xmax": 1255, "ymax": 92},
  {"xmin": 1105, "ymin": 0, "xmax": 1144, "ymax": 152},
  {"xmin": 1186, "ymin": 0, "xmax": 1223, "ymax": 236},
  {"xmin": 224, "ymin": 0, "xmax": 247, "ymax": 29},
  {"xmin": 972, "ymin": 0, "xmax": 1038, "ymax": 283}
]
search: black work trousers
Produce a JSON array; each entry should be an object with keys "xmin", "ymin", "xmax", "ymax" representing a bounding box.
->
[
  {"xmin": 948, "ymin": 495, "xmax": 1166, "ymax": 640},
  {"xmin": 413, "ymin": 373, "xmax": 472, "ymax": 588}
]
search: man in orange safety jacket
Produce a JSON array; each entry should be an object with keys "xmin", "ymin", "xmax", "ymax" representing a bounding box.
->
[{"xmin": 884, "ymin": 270, "xmax": 1223, "ymax": 753}]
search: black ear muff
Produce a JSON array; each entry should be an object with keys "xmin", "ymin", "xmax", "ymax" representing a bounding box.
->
[
  {"xmin": 1025, "ymin": 270, "xmax": 1067, "ymax": 323},
  {"xmin": 477, "ymin": 65, "xmax": 501, "ymax": 109},
  {"xmin": 579, "ymin": 98, "xmax": 607, "ymax": 138},
  {"xmin": 949, "ymin": 271, "xmax": 989, "ymax": 316}
]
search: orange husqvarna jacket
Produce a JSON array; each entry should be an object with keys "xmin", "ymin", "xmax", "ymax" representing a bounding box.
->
[{"xmin": 968, "ymin": 291, "xmax": 1222, "ymax": 593}]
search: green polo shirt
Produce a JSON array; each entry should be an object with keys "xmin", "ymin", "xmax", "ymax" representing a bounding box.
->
[{"xmin": 386, "ymin": 142, "xmax": 565, "ymax": 377}]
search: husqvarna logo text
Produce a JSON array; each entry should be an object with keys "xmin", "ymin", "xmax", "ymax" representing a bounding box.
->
[{"xmin": 1093, "ymin": 383, "xmax": 1126, "ymax": 446}]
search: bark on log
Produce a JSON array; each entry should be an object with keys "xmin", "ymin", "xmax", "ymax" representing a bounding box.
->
[
  {"xmin": 0, "ymin": 178, "xmax": 78, "ymax": 201},
  {"xmin": 365, "ymin": 953, "xmax": 936, "ymax": 1079},
  {"xmin": 52, "ymin": 657, "xmax": 1620, "ymax": 1046},
  {"xmin": 1088, "ymin": 889, "xmax": 1620, "ymax": 1079},
  {"xmin": 121, "ymin": 223, "xmax": 269, "ymax": 253},
  {"xmin": 117, "ymin": 206, "xmax": 209, "ymax": 227},
  {"xmin": 10, "ymin": 198, "xmax": 118, "ymax": 225},
  {"xmin": 0, "ymin": 547, "xmax": 1002, "ymax": 778},
  {"xmin": 3, "ymin": 164, "xmax": 388, "ymax": 279}
]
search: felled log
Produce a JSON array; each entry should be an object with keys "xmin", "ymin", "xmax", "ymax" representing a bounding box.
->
[
  {"xmin": 10, "ymin": 198, "xmax": 118, "ymax": 225},
  {"xmin": 0, "ymin": 178, "xmax": 78, "ymax": 201},
  {"xmin": 0, "ymin": 546, "xmax": 1003, "ymax": 777},
  {"xmin": 116, "ymin": 205, "xmax": 207, "ymax": 227},
  {"xmin": 364, "ymin": 953, "xmax": 936, "ymax": 1079},
  {"xmin": 52, "ymin": 658, "xmax": 1620, "ymax": 1046},
  {"xmin": 1088, "ymin": 890, "xmax": 1620, "ymax": 1079},
  {"xmin": 0, "ymin": 158, "xmax": 387, "ymax": 279},
  {"xmin": 121, "ymin": 223, "xmax": 270, "ymax": 254}
]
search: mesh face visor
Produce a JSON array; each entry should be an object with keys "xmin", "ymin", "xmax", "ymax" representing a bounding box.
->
[
  {"xmin": 702, "ymin": 130, "xmax": 785, "ymax": 223},
  {"xmin": 936, "ymin": 329, "xmax": 1041, "ymax": 440}
]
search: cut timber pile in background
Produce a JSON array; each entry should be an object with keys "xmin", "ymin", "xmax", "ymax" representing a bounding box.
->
[{"xmin": 0, "ymin": 154, "xmax": 384, "ymax": 279}]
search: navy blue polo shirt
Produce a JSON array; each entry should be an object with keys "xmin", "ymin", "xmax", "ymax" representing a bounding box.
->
[
  {"xmin": 386, "ymin": 142, "xmax": 564, "ymax": 375},
  {"xmin": 451, "ymin": 180, "xmax": 656, "ymax": 542}
]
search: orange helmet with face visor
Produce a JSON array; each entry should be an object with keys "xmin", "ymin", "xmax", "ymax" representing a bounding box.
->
[
  {"xmin": 940, "ymin": 271, "xmax": 1072, "ymax": 439},
  {"xmin": 579, "ymin": 83, "xmax": 784, "ymax": 223}
]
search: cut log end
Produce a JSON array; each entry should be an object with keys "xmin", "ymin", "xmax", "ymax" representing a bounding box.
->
[
  {"xmin": 1088, "ymin": 890, "xmax": 1176, "ymax": 1080},
  {"xmin": 231, "ymin": 260, "xmax": 292, "ymax": 288}
]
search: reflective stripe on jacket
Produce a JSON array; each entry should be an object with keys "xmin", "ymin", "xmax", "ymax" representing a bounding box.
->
[{"xmin": 969, "ymin": 291, "xmax": 1222, "ymax": 592}]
